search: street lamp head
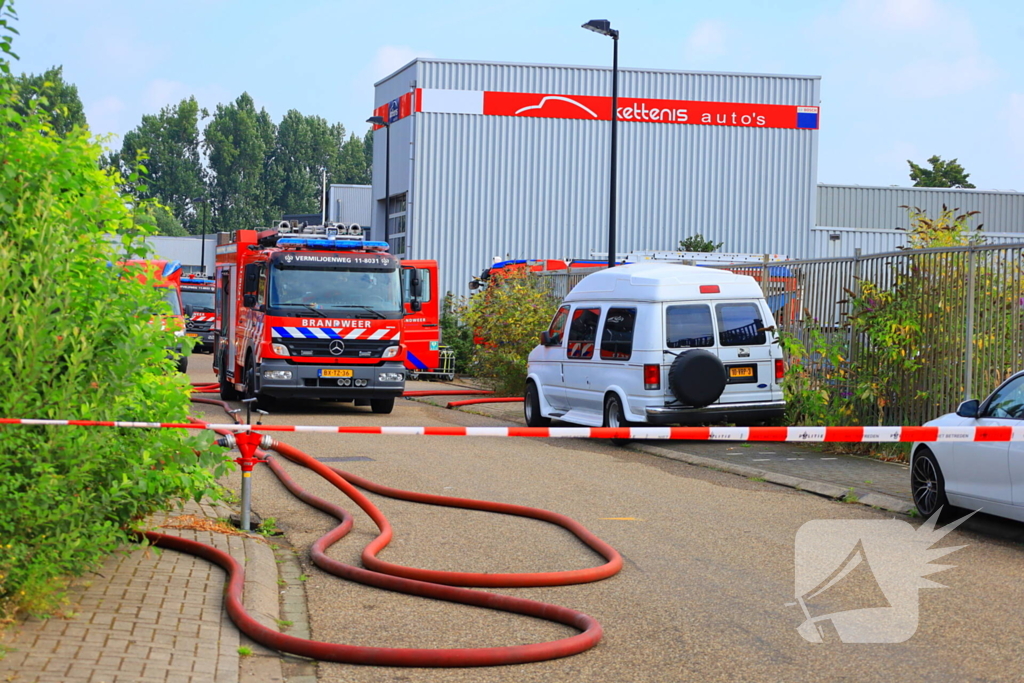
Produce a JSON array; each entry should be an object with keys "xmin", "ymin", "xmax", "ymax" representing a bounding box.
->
[
  {"xmin": 582, "ymin": 19, "xmax": 618, "ymax": 38},
  {"xmin": 366, "ymin": 116, "xmax": 388, "ymax": 127}
]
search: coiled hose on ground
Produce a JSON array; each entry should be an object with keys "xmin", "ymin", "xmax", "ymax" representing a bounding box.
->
[{"xmin": 142, "ymin": 392, "xmax": 622, "ymax": 667}]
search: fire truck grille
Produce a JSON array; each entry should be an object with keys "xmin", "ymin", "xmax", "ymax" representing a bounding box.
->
[
  {"xmin": 282, "ymin": 338, "xmax": 394, "ymax": 359},
  {"xmin": 186, "ymin": 320, "xmax": 213, "ymax": 332}
]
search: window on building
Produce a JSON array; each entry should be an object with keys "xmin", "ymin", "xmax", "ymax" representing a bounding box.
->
[
  {"xmin": 387, "ymin": 193, "xmax": 407, "ymax": 257},
  {"xmin": 567, "ymin": 307, "xmax": 601, "ymax": 359},
  {"xmin": 600, "ymin": 308, "xmax": 637, "ymax": 360}
]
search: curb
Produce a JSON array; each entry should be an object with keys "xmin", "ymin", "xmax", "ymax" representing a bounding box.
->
[{"xmin": 630, "ymin": 443, "xmax": 916, "ymax": 515}]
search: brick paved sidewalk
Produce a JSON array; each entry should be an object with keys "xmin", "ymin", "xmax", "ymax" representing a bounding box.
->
[
  {"xmin": 0, "ymin": 501, "xmax": 282, "ymax": 683},
  {"xmin": 403, "ymin": 389, "xmax": 914, "ymax": 514}
]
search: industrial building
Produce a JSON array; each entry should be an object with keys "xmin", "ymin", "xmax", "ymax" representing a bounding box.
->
[
  {"xmin": 370, "ymin": 58, "xmax": 822, "ymax": 295},
  {"xmin": 370, "ymin": 58, "xmax": 1024, "ymax": 295}
]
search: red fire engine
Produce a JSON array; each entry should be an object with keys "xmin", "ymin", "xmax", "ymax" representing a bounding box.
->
[
  {"xmin": 400, "ymin": 259, "xmax": 454, "ymax": 381},
  {"xmin": 212, "ymin": 222, "xmax": 424, "ymax": 413},
  {"xmin": 122, "ymin": 259, "xmax": 188, "ymax": 372}
]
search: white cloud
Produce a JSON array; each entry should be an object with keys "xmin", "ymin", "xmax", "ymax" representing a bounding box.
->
[
  {"xmin": 87, "ymin": 95, "xmax": 126, "ymax": 141},
  {"xmin": 889, "ymin": 53, "xmax": 995, "ymax": 98},
  {"xmin": 684, "ymin": 20, "xmax": 728, "ymax": 63},
  {"xmin": 848, "ymin": 0, "xmax": 941, "ymax": 30},
  {"xmin": 143, "ymin": 79, "xmax": 188, "ymax": 111}
]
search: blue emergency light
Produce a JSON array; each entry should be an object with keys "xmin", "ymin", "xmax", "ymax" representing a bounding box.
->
[
  {"xmin": 161, "ymin": 261, "xmax": 183, "ymax": 278},
  {"xmin": 277, "ymin": 238, "xmax": 390, "ymax": 252}
]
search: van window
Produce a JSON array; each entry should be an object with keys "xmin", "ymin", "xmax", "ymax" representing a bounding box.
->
[
  {"xmin": 716, "ymin": 303, "xmax": 766, "ymax": 346},
  {"xmin": 567, "ymin": 307, "xmax": 600, "ymax": 359},
  {"xmin": 547, "ymin": 305, "xmax": 570, "ymax": 345},
  {"xmin": 666, "ymin": 305, "xmax": 714, "ymax": 348},
  {"xmin": 600, "ymin": 308, "xmax": 636, "ymax": 361}
]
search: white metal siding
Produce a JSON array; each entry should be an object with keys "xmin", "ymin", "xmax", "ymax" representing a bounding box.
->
[
  {"xmin": 328, "ymin": 185, "xmax": 372, "ymax": 227},
  {"xmin": 817, "ymin": 184, "xmax": 1024, "ymax": 232},
  {"xmin": 384, "ymin": 59, "xmax": 821, "ymax": 295}
]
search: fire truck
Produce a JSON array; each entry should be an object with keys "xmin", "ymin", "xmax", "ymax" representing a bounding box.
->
[
  {"xmin": 122, "ymin": 259, "xmax": 188, "ymax": 372},
  {"xmin": 181, "ymin": 276, "xmax": 216, "ymax": 352},
  {"xmin": 212, "ymin": 222, "xmax": 424, "ymax": 413},
  {"xmin": 400, "ymin": 259, "xmax": 454, "ymax": 381}
]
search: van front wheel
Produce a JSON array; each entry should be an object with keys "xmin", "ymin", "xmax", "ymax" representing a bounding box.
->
[
  {"xmin": 524, "ymin": 382, "xmax": 550, "ymax": 427},
  {"xmin": 603, "ymin": 394, "xmax": 632, "ymax": 446}
]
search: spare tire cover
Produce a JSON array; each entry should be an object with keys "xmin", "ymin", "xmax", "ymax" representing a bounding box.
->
[{"xmin": 668, "ymin": 349, "xmax": 727, "ymax": 407}]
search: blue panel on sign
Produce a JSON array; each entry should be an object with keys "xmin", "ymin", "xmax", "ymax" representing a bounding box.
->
[{"xmin": 797, "ymin": 112, "xmax": 819, "ymax": 129}]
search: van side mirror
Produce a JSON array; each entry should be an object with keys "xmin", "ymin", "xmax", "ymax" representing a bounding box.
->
[
  {"xmin": 540, "ymin": 330, "xmax": 552, "ymax": 346},
  {"xmin": 956, "ymin": 399, "xmax": 980, "ymax": 418}
]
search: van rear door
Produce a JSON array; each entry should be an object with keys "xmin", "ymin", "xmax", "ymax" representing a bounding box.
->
[{"xmin": 713, "ymin": 300, "xmax": 775, "ymax": 405}]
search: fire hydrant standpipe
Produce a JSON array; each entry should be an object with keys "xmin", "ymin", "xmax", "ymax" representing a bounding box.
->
[{"xmin": 160, "ymin": 395, "xmax": 622, "ymax": 666}]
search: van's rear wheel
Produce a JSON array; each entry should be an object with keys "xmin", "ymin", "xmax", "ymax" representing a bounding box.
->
[
  {"xmin": 603, "ymin": 394, "xmax": 631, "ymax": 446},
  {"xmin": 524, "ymin": 381, "xmax": 550, "ymax": 427}
]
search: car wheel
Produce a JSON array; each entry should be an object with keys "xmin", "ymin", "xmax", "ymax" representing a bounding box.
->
[
  {"xmin": 911, "ymin": 447, "xmax": 950, "ymax": 518},
  {"xmin": 244, "ymin": 356, "xmax": 257, "ymax": 402},
  {"xmin": 370, "ymin": 398, "xmax": 395, "ymax": 414},
  {"xmin": 603, "ymin": 394, "xmax": 631, "ymax": 446},
  {"xmin": 219, "ymin": 350, "xmax": 241, "ymax": 401},
  {"xmin": 177, "ymin": 355, "xmax": 188, "ymax": 374},
  {"xmin": 524, "ymin": 381, "xmax": 550, "ymax": 427}
]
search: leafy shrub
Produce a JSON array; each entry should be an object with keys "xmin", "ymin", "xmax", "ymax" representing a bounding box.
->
[
  {"xmin": 462, "ymin": 269, "xmax": 558, "ymax": 396},
  {"xmin": 439, "ymin": 292, "xmax": 474, "ymax": 375},
  {"xmin": 679, "ymin": 234, "xmax": 724, "ymax": 252},
  {"xmin": 0, "ymin": 28, "xmax": 226, "ymax": 620}
]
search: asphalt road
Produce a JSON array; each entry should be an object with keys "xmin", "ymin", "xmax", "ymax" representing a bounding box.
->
[{"xmin": 189, "ymin": 354, "xmax": 1024, "ymax": 683}]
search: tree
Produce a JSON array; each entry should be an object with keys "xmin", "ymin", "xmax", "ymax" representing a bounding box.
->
[
  {"xmin": 362, "ymin": 128, "xmax": 373, "ymax": 177},
  {"xmin": 679, "ymin": 234, "xmax": 723, "ymax": 252},
  {"xmin": 907, "ymin": 155, "xmax": 975, "ymax": 189},
  {"xmin": 273, "ymin": 110, "xmax": 337, "ymax": 215},
  {"xmin": 135, "ymin": 202, "xmax": 187, "ymax": 236},
  {"xmin": 114, "ymin": 97, "xmax": 206, "ymax": 232},
  {"xmin": 12, "ymin": 65, "xmax": 87, "ymax": 136},
  {"xmin": 204, "ymin": 92, "xmax": 278, "ymax": 232},
  {"xmin": 337, "ymin": 132, "xmax": 369, "ymax": 185}
]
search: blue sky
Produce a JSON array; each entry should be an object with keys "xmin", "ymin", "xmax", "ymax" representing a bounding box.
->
[{"xmin": 11, "ymin": 0, "xmax": 1024, "ymax": 190}]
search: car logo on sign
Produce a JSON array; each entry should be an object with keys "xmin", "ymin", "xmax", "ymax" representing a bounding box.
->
[{"xmin": 328, "ymin": 340, "xmax": 345, "ymax": 356}]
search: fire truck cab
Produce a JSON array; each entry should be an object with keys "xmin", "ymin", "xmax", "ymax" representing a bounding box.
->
[
  {"xmin": 213, "ymin": 222, "xmax": 421, "ymax": 413},
  {"xmin": 121, "ymin": 259, "xmax": 188, "ymax": 373},
  {"xmin": 181, "ymin": 276, "xmax": 216, "ymax": 352}
]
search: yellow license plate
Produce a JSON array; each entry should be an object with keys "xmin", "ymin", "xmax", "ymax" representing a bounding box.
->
[
  {"xmin": 319, "ymin": 369, "xmax": 354, "ymax": 378},
  {"xmin": 186, "ymin": 332, "xmax": 199, "ymax": 337},
  {"xmin": 729, "ymin": 366, "xmax": 754, "ymax": 378}
]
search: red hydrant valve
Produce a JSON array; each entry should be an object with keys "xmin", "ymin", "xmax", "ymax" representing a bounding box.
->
[{"xmin": 233, "ymin": 431, "xmax": 270, "ymax": 472}]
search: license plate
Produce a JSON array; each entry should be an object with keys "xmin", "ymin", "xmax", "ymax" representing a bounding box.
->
[
  {"xmin": 729, "ymin": 366, "xmax": 754, "ymax": 378},
  {"xmin": 319, "ymin": 369, "xmax": 353, "ymax": 378},
  {"xmin": 186, "ymin": 332, "xmax": 198, "ymax": 337}
]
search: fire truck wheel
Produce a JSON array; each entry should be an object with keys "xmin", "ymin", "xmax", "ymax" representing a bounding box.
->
[
  {"xmin": 177, "ymin": 355, "xmax": 188, "ymax": 374},
  {"xmin": 370, "ymin": 398, "xmax": 395, "ymax": 414},
  {"xmin": 219, "ymin": 351, "xmax": 241, "ymax": 401},
  {"xmin": 408, "ymin": 371, "xmax": 420, "ymax": 381}
]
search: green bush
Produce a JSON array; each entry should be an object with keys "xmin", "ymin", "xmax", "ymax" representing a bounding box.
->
[
  {"xmin": 440, "ymin": 292, "xmax": 474, "ymax": 375},
  {"xmin": 0, "ymin": 25, "xmax": 226, "ymax": 620},
  {"xmin": 462, "ymin": 269, "xmax": 558, "ymax": 396}
]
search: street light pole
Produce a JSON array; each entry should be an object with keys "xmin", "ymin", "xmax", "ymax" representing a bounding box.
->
[
  {"xmin": 200, "ymin": 199, "xmax": 208, "ymax": 275},
  {"xmin": 366, "ymin": 116, "xmax": 391, "ymax": 246},
  {"xmin": 582, "ymin": 19, "xmax": 621, "ymax": 268}
]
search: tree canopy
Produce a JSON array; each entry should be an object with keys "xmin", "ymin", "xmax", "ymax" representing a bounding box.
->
[
  {"xmin": 12, "ymin": 65, "xmax": 86, "ymax": 136},
  {"xmin": 907, "ymin": 155, "xmax": 976, "ymax": 189}
]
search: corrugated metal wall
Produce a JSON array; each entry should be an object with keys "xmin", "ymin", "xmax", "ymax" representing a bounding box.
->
[
  {"xmin": 391, "ymin": 59, "xmax": 821, "ymax": 295},
  {"xmin": 808, "ymin": 227, "xmax": 1024, "ymax": 260},
  {"xmin": 328, "ymin": 185, "xmax": 372, "ymax": 227},
  {"xmin": 817, "ymin": 184, "xmax": 1024, "ymax": 232}
]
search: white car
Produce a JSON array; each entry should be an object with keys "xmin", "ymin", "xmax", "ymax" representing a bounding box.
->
[{"xmin": 911, "ymin": 371, "xmax": 1024, "ymax": 521}]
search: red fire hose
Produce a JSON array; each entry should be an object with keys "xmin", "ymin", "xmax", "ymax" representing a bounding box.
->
[
  {"xmin": 145, "ymin": 393, "xmax": 621, "ymax": 666},
  {"xmin": 446, "ymin": 397, "xmax": 524, "ymax": 409}
]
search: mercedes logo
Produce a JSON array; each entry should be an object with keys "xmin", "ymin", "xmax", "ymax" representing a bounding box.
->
[{"xmin": 328, "ymin": 340, "xmax": 345, "ymax": 356}]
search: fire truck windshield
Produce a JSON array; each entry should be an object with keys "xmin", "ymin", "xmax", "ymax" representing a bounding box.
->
[
  {"xmin": 268, "ymin": 266, "xmax": 403, "ymax": 318},
  {"xmin": 158, "ymin": 287, "xmax": 182, "ymax": 316},
  {"xmin": 181, "ymin": 290, "xmax": 214, "ymax": 311}
]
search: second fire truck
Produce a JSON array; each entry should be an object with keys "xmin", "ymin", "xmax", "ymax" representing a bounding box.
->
[{"xmin": 212, "ymin": 222, "xmax": 424, "ymax": 413}]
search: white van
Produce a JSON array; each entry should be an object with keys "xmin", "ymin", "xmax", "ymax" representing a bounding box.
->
[{"xmin": 524, "ymin": 262, "xmax": 786, "ymax": 428}]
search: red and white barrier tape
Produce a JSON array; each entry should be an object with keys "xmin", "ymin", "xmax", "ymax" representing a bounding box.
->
[{"xmin": 1, "ymin": 418, "xmax": 1022, "ymax": 442}]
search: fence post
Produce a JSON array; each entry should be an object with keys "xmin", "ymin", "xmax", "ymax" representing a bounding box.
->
[
  {"xmin": 964, "ymin": 245, "xmax": 977, "ymax": 400},
  {"xmin": 849, "ymin": 248, "xmax": 862, "ymax": 397},
  {"xmin": 761, "ymin": 254, "xmax": 770, "ymax": 297}
]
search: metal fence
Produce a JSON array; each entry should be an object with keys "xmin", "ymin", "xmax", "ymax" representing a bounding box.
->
[{"xmin": 532, "ymin": 245, "xmax": 1024, "ymax": 427}]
